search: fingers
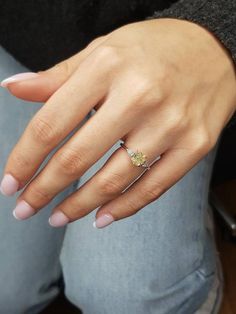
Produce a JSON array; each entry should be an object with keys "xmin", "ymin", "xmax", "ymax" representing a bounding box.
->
[
  {"xmin": 45, "ymin": 122, "xmax": 167, "ymax": 226},
  {"xmin": 12, "ymin": 95, "xmax": 138, "ymax": 219},
  {"xmin": 48, "ymin": 147, "xmax": 146, "ymax": 226},
  {"xmin": 93, "ymin": 144, "xmax": 206, "ymax": 228},
  {"xmin": 47, "ymin": 139, "xmax": 163, "ymax": 226},
  {"xmin": 1, "ymin": 52, "xmax": 110, "ymax": 194},
  {"xmin": 19, "ymin": 105, "xmax": 169, "ymax": 224},
  {"xmin": 14, "ymin": 107, "xmax": 167, "ymax": 222},
  {"xmin": 1, "ymin": 36, "xmax": 108, "ymax": 102}
]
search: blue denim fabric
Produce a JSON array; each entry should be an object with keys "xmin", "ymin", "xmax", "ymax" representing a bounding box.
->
[{"xmin": 0, "ymin": 46, "xmax": 222, "ymax": 314}]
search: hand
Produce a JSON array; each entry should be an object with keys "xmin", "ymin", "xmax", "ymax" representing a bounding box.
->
[{"xmin": 1, "ymin": 19, "xmax": 236, "ymax": 228}]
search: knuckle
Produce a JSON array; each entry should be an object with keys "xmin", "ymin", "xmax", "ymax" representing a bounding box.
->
[
  {"xmin": 123, "ymin": 181, "xmax": 164, "ymax": 216},
  {"xmin": 124, "ymin": 197, "xmax": 139, "ymax": 215},
  {"xmin": 94, "ymin": 45, "xmax": 122, "ymax": 69},
  {"xmin": 11, "ymin": 151, "xmax": 31, "ymax": 171},
  {"xmin": 174, "ymin": 127, "xmax": 215, "ymax": 161},
  {"xmin": 97, "ymin": 173, "xmax": 124, "ymax": 196},
  {"xmin": 193, "ymin": 129, "xmax": 212, "ymax": 155},
  {"xmin": 54, "ymin": 148, "xmax": 88, "ymax": 176},
  {"xmin": 135, "ymin": 78, "xmax": 155, "ymax": 99},
  {"xmin": 53, "ymin": 59, "xmax": 72, "ymax": 77},
  {"xmin": 29, "ymin": 116, "xmax": 58, "ymax": 145},
  {"xmin": 86, "ymin": 35, "xmax": 107, "ymax": 49},
  {"xmin": 166, "ymin": 109, "xmax": 188, "ymax": 133},
  {"xmin": 129, "ymin": 76, "xmax": 164, "ymax": 111},
  {"xmin": 141, "ymin": 180, "xmax": 163, "ymax": 202},
  {"xmin": 27, "ymin": 185, "xmax": 52, "ymax": 204}
]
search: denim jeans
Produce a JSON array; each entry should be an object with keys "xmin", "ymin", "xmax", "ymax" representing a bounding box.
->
[{"xmin": 0, "ymin": 46, "xmax": 223, "ymax": 314}]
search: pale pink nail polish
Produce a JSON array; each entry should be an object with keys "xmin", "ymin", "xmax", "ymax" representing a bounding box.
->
[
  {"xmin": 13, "ymin": 200, "xmax": 35, "ymax": 220},
  {"xmin": 49, "ymin": 211, "xmax": 70, "ymax": 227},
  {"xmin": 1, "ymin": 72, "xmax": 39, "ymax": 88},
  {"xmin": 0, "ymin": 174, "xmax": 19, "ymax": 196},
  {"xmin": 93, "ymin": 213, "xmax": 114, "ymax": 228}
]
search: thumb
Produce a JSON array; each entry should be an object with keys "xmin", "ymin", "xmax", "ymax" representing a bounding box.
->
[{"xmin": 0, "ymin": 36, "xmax": 107, "ymax": 102}]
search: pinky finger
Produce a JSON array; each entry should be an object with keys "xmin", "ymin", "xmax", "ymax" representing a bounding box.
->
[{"xmin": 93, "ymin": 146, "xmax": 205, "ymax": 228}]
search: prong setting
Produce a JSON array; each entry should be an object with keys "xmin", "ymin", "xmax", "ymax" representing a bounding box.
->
[{"xmin": 120, "ymin": 142, "xmax": 150, "ymax": 169}]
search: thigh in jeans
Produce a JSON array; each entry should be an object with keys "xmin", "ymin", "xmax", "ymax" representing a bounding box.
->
[
  {"xmin": 0, "ymin": 46, "xmax": 79, "ymax": 314},
  {"xmin": 60, "ymin": 117, "xmax": 220, "ymax": 314}
]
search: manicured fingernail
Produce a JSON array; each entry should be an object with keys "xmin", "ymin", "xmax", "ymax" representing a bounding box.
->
[
  {"xmin": 93, "ymin": 213, "xmax": 114, "ymax": 228},
  {"xmin": 49, "ymin": 211, "xmax": 70, "ymax": 227},
  {"xmin": 1, "ymin": 72, "xmax": 39, "ymax": 87},
  {"xmin": 0, "ymin": 174, "xmax": 19, "ymax": 196},
  {"xmin": 13, "ymin": 200, "xmax": 35, "ymax": 220}
]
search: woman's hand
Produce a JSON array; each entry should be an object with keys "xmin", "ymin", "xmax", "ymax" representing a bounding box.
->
[{"xmin": 1, "ymin": 18, "xmax": 236, "ymax": 228}]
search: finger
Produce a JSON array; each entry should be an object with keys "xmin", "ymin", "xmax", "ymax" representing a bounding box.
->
[
  {"xmin": 1, "ymin": 36, "xmax": 108, "ymax": 102},
  {"xmin": 47, "ymin": 136, "xmax": 163, "ymax": 227},
  {"xmin": 93, "ymin": 143, "xmax": 208, "ymax": 228},
  {"xmin": 1, "ymin": 49, "xmax": 110, "ymax": 195}
]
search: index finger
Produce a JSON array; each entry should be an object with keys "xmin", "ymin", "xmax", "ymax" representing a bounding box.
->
[{"xmin": 0, "ymin": 53, "xmax": 108, "ymax": 196}]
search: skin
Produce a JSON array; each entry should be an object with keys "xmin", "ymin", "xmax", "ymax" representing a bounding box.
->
[{"xmin": 1, "ymin": 18, "xmax": 236, "ymax": 226}]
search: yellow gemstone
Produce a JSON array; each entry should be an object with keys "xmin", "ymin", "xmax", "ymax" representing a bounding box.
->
[{"xmin": 131, "ymin": 152, "xmax": 147, "ymax": 166}]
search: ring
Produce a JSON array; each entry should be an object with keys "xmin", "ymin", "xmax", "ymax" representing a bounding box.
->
[{"xmin": 120, "ymin": 141, "xmax": 151, "ymax": 170}]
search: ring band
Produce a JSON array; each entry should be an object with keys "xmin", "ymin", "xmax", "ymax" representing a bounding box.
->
[{"xmin": 120, "ymin": 141, "xmax": 151, "ymax": 170}]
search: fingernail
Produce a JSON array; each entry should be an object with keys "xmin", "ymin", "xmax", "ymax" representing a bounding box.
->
[
  {"xmin": 1, "ymin": 72, "xmax": 39, "ymax": 87},
  {"xmin": 0, "ymin": 174, "xmax": 19, "ymax": 196},
  {"xmin": 13, "ymin": 200, "xmax": 35, "ymax": 220},
  {"xmin": 93, "ymin": 213, "xmax": 114, "ymax": 229},
  {"xmin": 49, "ymin": 210, "xmax": 70, "ymax": 227}
]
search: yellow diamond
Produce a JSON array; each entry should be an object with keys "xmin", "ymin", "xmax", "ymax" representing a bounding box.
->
[{"xmin": 131, "ymin": 152, "xmax": 147, "ymax": 166}]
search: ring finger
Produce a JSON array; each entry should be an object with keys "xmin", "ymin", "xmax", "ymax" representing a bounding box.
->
[{"xmin": 47, "ymin": 132, "xmax": 167, "ymax": 227}]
